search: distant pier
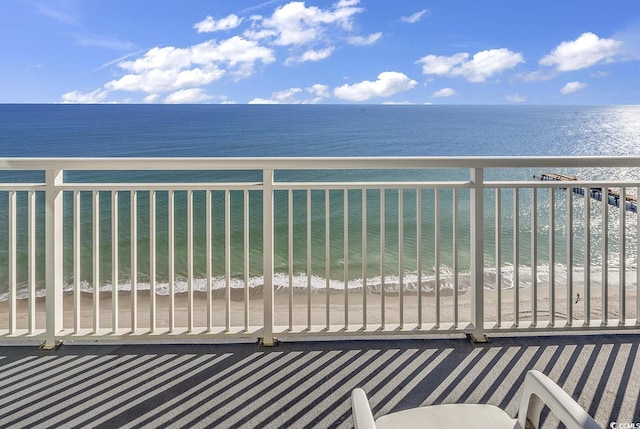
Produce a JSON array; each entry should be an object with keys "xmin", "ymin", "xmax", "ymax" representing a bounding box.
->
[{"xmin": 536, "ymin": 173, "xmax": 637, "ymax": 213}]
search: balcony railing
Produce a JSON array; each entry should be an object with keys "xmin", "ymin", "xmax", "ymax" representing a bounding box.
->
[{"xmin": 0, "ymin": 157, "xmax": 639, "ymax": 348}]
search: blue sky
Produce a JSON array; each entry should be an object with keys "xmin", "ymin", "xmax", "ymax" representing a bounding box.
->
[{"xmin": 2, "ymin": 0, "xmax": 640, "ymax": 104}]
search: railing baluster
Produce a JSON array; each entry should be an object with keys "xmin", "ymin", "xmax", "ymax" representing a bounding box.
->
[
  {"xmin": 288, "ymin": 189, "xmax": 293, "ymax": 331},
  {"xmin": 584, "ymin": 187, "xmax": 591, "ymax": 324},
  {"xmin": 243, "ymin": 189, "xmax": 249, "ymax": 332},
  {"xmin": 344, "ymin": 189, "xmax": 349, "ymax": 329},
  {"xmin": 470, "ymin": 168, "xmax": 484, "ymax": 340},
  {"xmin": 93, "ymin": 191, "xmax": 100, "ymax": 334},
  {"xmin": 74, "ymin": 191, "xmax": 81, "ymax": 333},
  {"xmin": 399, "ymin": 189, "xmax": 404, "ymax": 329},
  {"xmin": 206, "ymin": 190, "xmax": 212, "ymax": 331},
  {"xmin": 188, "ymin": 190, "xmax": 194, "ymax": 332},
  {"xmin": 417, "ymin": 189, "xmax": 423, "ymax": 328},
  {"xmin": 453, "ymin": 188, "xmax": 459, "ymax": 328},
  {"xmin": 602, "ymin": 186, "xmax": 609, "ymax": 325},
  {"xmin": 496, "ymin": 188, "xmax": 501, "ymax": 327},
  {"xmin": 149, "ymin": 191, "xmax": 156, "ymax": 333},
  {"xmin": 28, "ymin": 191, "xmax": 36, "ymax": 334},
  {"xmin": 306, "ymin": 190, "xmax": 312, "ymax": 330},
  {"xmin": 8, "ymin": 191, "xmax": 16, "ymax": 334},
  {"xmin": 112, "ymin": 191, "xmax": 119, "ymax": 334},
  {"xmin": 362, "ymin": 189, "xmax": 368, "ymax": 329},
  {"xmin": 567, "ymin": 188, "xmax": 574, "ymax": 325},
  {"xmin": 131, "ymin": 191, "xmax": 138, "ymax": 333},
  {"xmin": 225, "ymin": 190, "xmax": 231, "ymax": 332},
  {"xmin": 434, "ymin": 188, "xmax": 440, "ymax": 328},
  {"xmin": 380, "ymin": 189, "xmax": 386, "ymax": 329},
  {"xmin": 44, "ymin": 169, "xmax": 63, "ymax": 349},
  {"xmin": 549, "ymin": 188, "xmax": 556, "ymax": 326},
  {"xmin": 325, "ymin": 189, "xmax": 330, "ymax": 329},
  {"xmin": 262, "ymin": 168, "xmax": 275, "ymax": 345},
  {"xmin": 619, "ymin": 186, "xmax": 626, "ymax": 323},
  {"xmin": 532, "ymin": 188, "xmax": 538, "ymax": 327},
  {"xmin": 168, "ymin": 190, "xmax": 175, "ymax": 332},
  {"xmin": 514, "ymin": 188, "xmax": 520, "ymax": 327}
]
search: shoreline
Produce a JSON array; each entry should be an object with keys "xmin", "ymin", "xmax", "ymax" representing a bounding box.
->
[
  {"xmin": 2, "ymin": 264, "xmax": 638, "ymax": 300},
  {"xmin": 1, "ymin": 281, "xmax": 636, "ymax": 332}
]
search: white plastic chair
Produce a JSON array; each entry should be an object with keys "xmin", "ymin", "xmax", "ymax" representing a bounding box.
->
[{"xmin": 351, "ymin": 370, "xmax": 601, "ymax": 429}]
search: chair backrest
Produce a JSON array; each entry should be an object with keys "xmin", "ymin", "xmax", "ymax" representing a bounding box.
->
[
  {"xmin": 351, "ymin": 388, "xmax": 377, "ymax": 429},
  {"xmin": 517, "ymin": 370, "xmax": 601, "ymax": 429}
]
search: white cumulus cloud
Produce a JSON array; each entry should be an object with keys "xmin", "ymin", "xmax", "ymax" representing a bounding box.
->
[
  {"xmin": 253, "ymin": 1, "xmax": 363, "ymax": 46},
  {"xmin": 401, "ymin": 9, "xmax": 429, "ymax": 24},
  {"xmin": 460, "ymin": 49, "xmax": 524, "ymax": 82},
  {"xmin": 417, "ymin": 48, "xmax": 524, "ymax": 82},
  {"xmin": 336, "ymin": 0, "xmax": 360, "ymax": 6},
  {"xmin": 190, "ymin": 36, "xmax": 275, "ymax": 73},
  {"xmin": 61, "ymin": 89, "xmax": 108, "ymax": 103},
  {"xmin": 242, "ymin": 0, "xmax": 371, "ymax": 64},
  {"xmin": 59, "ymin": 0, "xmax": 389, "ymax": 103},
  {"xmin": 164, "ymin": 88, "xmax": 212, "ymax": 104},
  {"xmin": 104, "ymin": 36, "xmax": 274, "ymax": 95},
  {"xmin": 560, "ymin": 81, "xmax": 587, "ymax": 95},
  {"xmin": 347, "ymin": 32, "xmax": 382, "ymax": 46},
  {"xmin": 418, "ymin": 53, "xmax": 468, "ymax": 75},
  {"xmin": 194, "ymin": 14, "xmax": 244, "ymax": 33},
  {"xmin": 249, "ymin": 87, "xmax": 303, "ymax": 104},
  {"xmin": 118, "ymin": 46, "xmax": 191, "ymax": 73},
  {"xmin": 432, "ymin": 87, "xmax": 456, "ymax": 98},
  {"xmin": 297, "ymin": 47, "xmax": 335, "ymax": 63},
  {"xmin": 334, "ymin": 71, "xmax": 417, "ymax": 101},
  {"xmin": 540, "ymin": 32, "xmax": 621, "ymax": 71},
  {"xmin": 248, "ymin": 98, "xmax": 280, "ymax": 104},
  {"xmin": 106, "ymin": 66, "xmax": 225, "ymax": 93},
  {"xmin": 307, "ymin": 84, "xmax": 330, "ymax": 98},
  {"xmin": 144, "ymin": 94, "xmax": 159, "ymax": 103}
]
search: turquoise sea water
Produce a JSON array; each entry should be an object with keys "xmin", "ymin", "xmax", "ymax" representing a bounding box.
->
[{"xmin": 0, "ymin": 104, "xmax": 639, "ymax": 296}]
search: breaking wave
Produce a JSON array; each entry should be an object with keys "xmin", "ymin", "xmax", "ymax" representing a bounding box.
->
[{"xmin": 1, "ymin": 263, "xmax": 637, "ymax": 302}]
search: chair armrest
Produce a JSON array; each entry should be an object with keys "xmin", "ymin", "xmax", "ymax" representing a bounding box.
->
[
  {"xmin": 517, "ymin": 370, "xmax": 601, "ymax": 429},
  {"xmin": 352, "ymin": 388, "xmax": 377, "ymax": 429}
]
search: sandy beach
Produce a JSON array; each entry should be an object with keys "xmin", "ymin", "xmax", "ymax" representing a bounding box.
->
[{"xmin": 1, "ymin": 279, "xmax": 636, "ymax": 335}]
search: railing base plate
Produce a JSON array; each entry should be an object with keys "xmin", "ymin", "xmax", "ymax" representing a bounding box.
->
[
  {"xmin": 40, "ymin": 340, "xmax": 64, "ymax": 350},
  {"xmin": 467, "ymin": 333, "xmax": 489, "ymax": 343},
  {"xmin": 259, "ymin": 337, "xmax": 279, "ymax": 347}
]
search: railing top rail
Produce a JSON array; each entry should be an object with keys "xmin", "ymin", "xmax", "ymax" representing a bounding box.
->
[{"xmin": 1, "ymin": 156, "xmax": 640, "ymax": 171}]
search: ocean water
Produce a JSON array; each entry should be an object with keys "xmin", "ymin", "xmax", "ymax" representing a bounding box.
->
[
  {"xmin": 0, "ymin": 104, "xmax": 639, "ymax": 297},
  {"xmin": 2, "ymin": 104, "xmax": 639, "ymax": 158}
]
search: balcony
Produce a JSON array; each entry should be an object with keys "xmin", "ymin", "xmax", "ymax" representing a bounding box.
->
[
  {"xmin": 1, "ymin": 157, "xmax": 639, "ymax": 427},
  {"xmin": 1, "ymin": 334, "xmax": 639, "ymax": 427},
  {"xmin": 0, "ymin": 157, "xmax": 639, "ymax": 349}
]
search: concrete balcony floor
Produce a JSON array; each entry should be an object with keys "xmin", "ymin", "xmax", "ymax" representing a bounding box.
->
[{"xmin": 1, "ymin": 333, "xmax": 639, "ymax": 428}]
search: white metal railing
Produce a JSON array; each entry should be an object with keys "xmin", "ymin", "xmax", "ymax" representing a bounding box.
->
[{"xmin": 0, "ymin": 157, "xmax": 639, "ymax": 348}]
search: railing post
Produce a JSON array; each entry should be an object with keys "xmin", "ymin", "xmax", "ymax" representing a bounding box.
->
[
  {"xmin": 262, "ymin": 168, "xmax": 276, "ymax": 346},
  {"xmin": 43, "ymin": 169, "xmax": 64, "ymax": 349},
  {"xmin": 469, "ymin": 167, "xmax": 487, "ymax": 342}
]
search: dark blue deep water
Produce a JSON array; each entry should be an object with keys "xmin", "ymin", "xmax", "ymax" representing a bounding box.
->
[{"xmin": 1, "ymin": 104, "xmax": 639, "ymax": 158}]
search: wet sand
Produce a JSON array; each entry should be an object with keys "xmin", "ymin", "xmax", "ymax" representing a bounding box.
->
[{"xmin": 1, "ymin": 282, "xmax": 636, "ymax": 334}]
